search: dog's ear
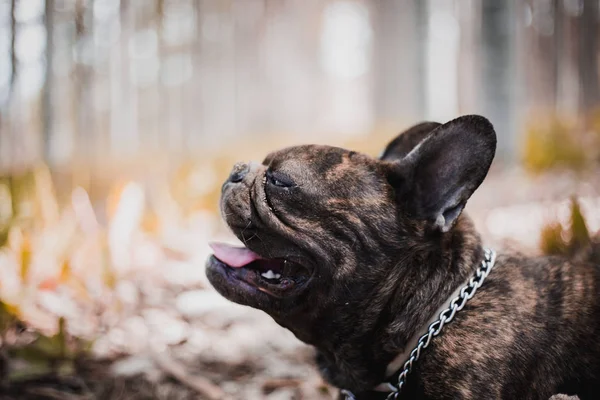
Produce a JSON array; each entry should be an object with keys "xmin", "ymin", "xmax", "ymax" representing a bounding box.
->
[
  {"xmin": 379, "ymin": 122, "xmax": 441, "ymax": 161},
  {"xmin": 386, "ymin": 115, "xmax": 496, "ymax": 232}
]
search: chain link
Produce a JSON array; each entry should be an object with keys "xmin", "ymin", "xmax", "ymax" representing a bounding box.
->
[{"xmin": 343, "ymin": 248, "xmax": 497, "ymax": 400}]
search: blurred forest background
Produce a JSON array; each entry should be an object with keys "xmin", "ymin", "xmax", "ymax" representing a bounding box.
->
[{"xmin": 0, "ymin": 0, "xmax": 600, "ymax": 399}]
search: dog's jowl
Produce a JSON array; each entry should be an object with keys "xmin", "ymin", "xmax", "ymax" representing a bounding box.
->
[{"xmin": 206, "ymin": 115, "xmax": 600, "ymax": 400}]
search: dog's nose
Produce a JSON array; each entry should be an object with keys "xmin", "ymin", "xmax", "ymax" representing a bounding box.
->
[{"xmin": 228, "ymin": 162, "xmax": 249, "ymax": 183}]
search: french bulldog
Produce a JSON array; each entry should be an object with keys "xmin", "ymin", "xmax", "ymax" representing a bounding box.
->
[{"xmin": 206, "ymin": 115, "xmax": 600, "ymax": 399}]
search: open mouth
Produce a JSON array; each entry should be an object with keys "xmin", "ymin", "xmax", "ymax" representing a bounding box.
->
[{"xmin": 208, "ymin": 242, "xmax": 311, "ymax": 297}]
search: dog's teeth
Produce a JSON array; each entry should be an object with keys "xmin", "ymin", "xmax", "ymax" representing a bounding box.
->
[{"xmin": 261, "ymin": 270, "xmax": 277, "ymax": 279}]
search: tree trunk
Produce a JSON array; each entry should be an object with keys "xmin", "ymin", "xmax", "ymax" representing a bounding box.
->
[
  {"xmin": 372, "ymin": 0, "xmax": 422, "ymax": 125},
  {"xmin": 414, "ymin": 0, "xmax": 427, "ymax": 120},
  {"xmin": 579, "ymin": 0, "xmax": 600, "ymax": 118},
  {"xmin": 9, "ymin": 0, "xmax": 16, "ymax": 103},
  {"xmin": 480, "ymin": 0, "xmax": 517, "ymax": 162},
  {"xmin": 43, "ymin": 0, "xmax": 55, "ymax": 165}
]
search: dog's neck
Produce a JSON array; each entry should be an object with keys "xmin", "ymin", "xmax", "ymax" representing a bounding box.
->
[{"xmin": 304, "ymin": 214, "xmax": 484, "ymax": 393}]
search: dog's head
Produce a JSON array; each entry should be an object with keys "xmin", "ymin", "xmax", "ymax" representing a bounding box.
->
[{"xmin": 206, "ymin": 115, "xmax": 496, "ymax": 344}]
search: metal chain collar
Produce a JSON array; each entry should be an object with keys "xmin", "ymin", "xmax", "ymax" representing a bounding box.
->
[{"xmin": 342, "ymin": 248, "xmax": 497, "ymax": 400}]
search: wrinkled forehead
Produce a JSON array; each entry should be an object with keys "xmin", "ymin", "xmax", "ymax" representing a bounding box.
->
[
  {"xmin": 263, "ymin": 145, "xmax": 382, "ymax": 193},
  {"xmin": 264, "ymin": 145, "xmax": 371, "ymax": 173}
]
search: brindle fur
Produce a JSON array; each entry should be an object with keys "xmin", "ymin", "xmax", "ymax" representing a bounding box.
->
[{"xmin": 206, "ymin": 115, "xmax": 600, "ymax": 399}]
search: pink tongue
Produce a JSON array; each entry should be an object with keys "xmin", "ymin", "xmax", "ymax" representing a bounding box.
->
[{"xmin": 209, "ymin": 242, "xmax": 263, "ymax": 268}]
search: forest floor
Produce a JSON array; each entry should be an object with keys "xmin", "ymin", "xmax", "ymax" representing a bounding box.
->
[{"xmin": 1, "ymin": 166, "xmax": 599, "ymax": 400}]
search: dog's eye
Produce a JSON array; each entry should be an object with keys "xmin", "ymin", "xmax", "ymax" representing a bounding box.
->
[{"xmin": 266, "ymin": 170, "xmax": 295, "ymax": 188}]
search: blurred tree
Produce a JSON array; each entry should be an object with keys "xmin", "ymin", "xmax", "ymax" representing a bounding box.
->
[
  {"xmin": 0, "ymin": 0, "xmax": 598, "ymax": 172},
  {"xmin": 43, "ymin": 0, "xmax": 55, "ymax": 165},
  {"xmin": 552, "ymin": 0, "xmax": 563, "ymax": 108},
  {"xmin": 74, "ymin": 0, "xmax": 92, "ymax": 162},
  {"xmin": 1, "ymin": 0, "xmax": 18, "ymax": 170},
  {"xmin": 372, "ymin": 0, "xmax": 425, "ymax": 124},
  {"xmin": 9, "ymin": 0, "xmax": 16, "ymax": 101},
  {"xmin": 579, "ymin": 0, "xmax": 599, "ymax": 118},
  {"xmin": 480, "ymin": 0, "xmax": 517, "ymax": 162}
]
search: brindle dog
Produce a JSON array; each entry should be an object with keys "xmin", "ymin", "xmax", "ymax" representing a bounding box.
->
[{"xmin": 206, "ymin": 115, "xmax": 600, "ymax": 399}]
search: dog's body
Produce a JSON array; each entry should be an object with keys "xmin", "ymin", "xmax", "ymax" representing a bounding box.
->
[
  {"xmin": 206, "ymin": 116, "xmax": 600, "ymax": 399},
  {"xmin": 375, "ymin": 246, "xmax": 600, "ymax": 400}
]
